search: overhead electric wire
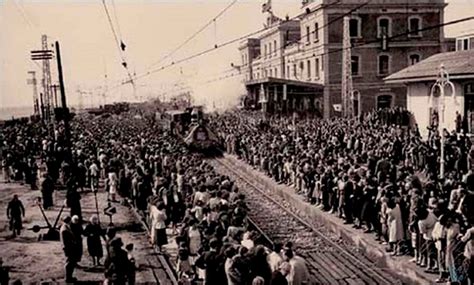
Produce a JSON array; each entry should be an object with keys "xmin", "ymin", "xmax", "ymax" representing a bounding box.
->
[
  {"xmin": 183, "ymin": 16, "xmax": 474, "ymax": 89},
  {"xmin": 101, "ymin": 0, "xmax": 135, "ymax": 90},
  {"xmin": 110, "ymin": 0, "xmax": 342, "ymax": 89},
  {"xmin": 112, "ymin": 1, "xmax": 472, "ymax": 93},
  {"xmin": 242, "ymin": 15, "xmax": 474, "ymax": 72},
  {"xmin": 110, "ymin": 0, "xmax": 123, "ymax": 41},
  {"xmin": 145, "ymin": 0, "xmax": 239, "ymax": 71}
]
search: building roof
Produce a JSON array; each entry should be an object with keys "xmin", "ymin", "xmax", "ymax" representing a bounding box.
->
[
  {"xmin": 246, "ymin": 77, "xmax": 324, "ymax": 89},
  {"xmin": 385, "ymin": 50, "xmax": 474, "ymax": 83}
]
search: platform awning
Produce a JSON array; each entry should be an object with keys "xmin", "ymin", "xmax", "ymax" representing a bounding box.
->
[{"xmin": 245, "ymin": 77, "xmax": 324, "ymax": 90}]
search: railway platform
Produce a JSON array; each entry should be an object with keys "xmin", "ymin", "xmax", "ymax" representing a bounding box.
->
[{"xmin": 222, "ymin": 154, "xmax": 435, "ymax": 285}]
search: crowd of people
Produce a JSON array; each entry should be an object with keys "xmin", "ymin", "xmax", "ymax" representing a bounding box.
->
[
  {"xmin": 2, "ymin": 104, "xmax": 473, "ymax": 284},
  {"xmin": 1, "ymin": 109, "xmax": 311, "ymax": 285},
  {"xmin": 211, "ymin": 108, "xmax": 474, "ymax": 284}
]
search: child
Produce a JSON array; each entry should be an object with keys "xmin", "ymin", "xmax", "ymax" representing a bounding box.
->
[
  {"xmin": 176, "ymin": 242, "xmax": 192, "ymax": 280},
  {"xmin": 125, "ymin": 243, "xmax": 136, "ymax": 285}
]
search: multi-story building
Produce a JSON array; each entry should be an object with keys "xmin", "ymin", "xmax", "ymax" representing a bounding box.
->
[
  {"xmin": 456, "ymin": 32, "xmax": 474, "ymax": 51},
  {"xmin": 239, "ymin": 0, "xmax": 453, "ymax": 118}
]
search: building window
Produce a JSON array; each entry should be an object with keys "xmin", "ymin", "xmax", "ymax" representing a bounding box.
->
[
  {"xmin": 275, "ymin": 68, "xmax": 278, "ymax": 77},
  {"xmin": 351, "ymin": 55, "xmax": 360, "ymax": 76},
  {"xmin": 378, "ymin": 54, "xmax": 390, "ymax": 75},
  {"xmin": 457, "ymin": 38, "xmax": 471, "ymax": 51},
  {"xmin": 408, "ymin": 16, "xmax": 422, "ymax": 37},
  {"xmin": 409, "ymin": 54, "xmax": 420, "ymax": 65},
  {"xmin": 306, "ymin": 26, "xmax": 311, "ymax": 43},
  {"xmin": 269, "ymin": 42, "xmax": 272, "ymax": 57},
  {"xmin": 349, "ymin": 17, "xmax": 361, "ymax": 38},
  {"xmin": 269, "ymin": 69, "xmax": 272, "ymax": 77},
  {"xmin": 293, "ymin": 64, "xmax": 297, "ymax": 77},
  {"xmin": 314, "ymin": 22, "xmax": 319, "ymax": 42},
  {"xmin": 307, "ymin": 60, "xmax": 311, "ymax": 78},
  {"xmin": 378, "ymin": 17, "xmax": 391, "ymax": 38},
  {"xmin": 274, "ymin": 40, "xmax": 277, "ymax": 53},
  {"xmin": 377, "ymin": 95, "xmax": 392, "ymax": 109},
  {"xmin": 315, "ymin": 57, "xmax": 320, "ymax": 79},
  {"xmin": 264, "ymin": 45, "xmax": 267, "ymax": 57},
  {"xmin": 287, "ymin": 65, "xmax": 290, "ymax": 78}
]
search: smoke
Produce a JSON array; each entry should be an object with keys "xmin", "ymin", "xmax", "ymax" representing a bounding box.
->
[{"xmin": 189, "ymin": 74, "xmax": 245, "ymax": 113}]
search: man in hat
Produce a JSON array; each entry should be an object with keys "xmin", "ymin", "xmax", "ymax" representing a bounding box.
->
[
  {"xmin": 104, "ymin": 237, "xmax": 131, "ymax": 285},
  {"xmin": 60, "ymin": 216, "xmax": 78, "ymax": 283},
  {"xmin": 41, "ymin": 172, "xmax": 54, "ymax": 209},
  {"xmin": 7, "ymin": 195, "xmax": 25, "ymax": 237}
]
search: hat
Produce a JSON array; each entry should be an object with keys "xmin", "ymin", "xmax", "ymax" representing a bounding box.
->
[{"xmin": 110, "ymin": 237, "xmax": 123, "ymax": 248}]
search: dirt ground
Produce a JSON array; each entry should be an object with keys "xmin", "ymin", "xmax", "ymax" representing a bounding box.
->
[{"xmin": 0, "ymin": 175, "xmax": 159, "ymax": 284}]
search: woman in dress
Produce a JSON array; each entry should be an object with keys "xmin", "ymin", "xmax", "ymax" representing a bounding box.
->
[
  {"xmin": 84, "ymin": 215, "xmax": 104, "ymax": 266},
  {"xmin": 386, "ymin": 199, "xmax": 404, "ymax": 255},
  {"xmin": 108, "ymin": 172, "xmax": 118, "ymax": 202},
  {"xmin": 187, "ymin": 220, "xmax": 202, "ymax": 266},
  {"xmin": 150, "ymin": 202, "xmax": 168, "ymax": 252}
]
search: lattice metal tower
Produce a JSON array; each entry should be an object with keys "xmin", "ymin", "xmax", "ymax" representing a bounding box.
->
[
  {"xmin": 27, "ymin": 71, "xmax": 40, "ymax": 116},
  {"xmin": 41, "ymin": 34, "xmax": 53, "ymax": 122},
  {"xmin": 341, "ymin": 16, "xmax": 354, "ymax": 117}
]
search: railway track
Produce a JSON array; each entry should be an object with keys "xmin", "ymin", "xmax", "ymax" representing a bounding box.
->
[{"xmin": 210, "ymin": 157, "xmax": 403, "ymax": 285}]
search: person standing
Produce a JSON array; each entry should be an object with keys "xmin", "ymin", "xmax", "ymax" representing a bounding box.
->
[
  {"xmin": 66, "ymin": 176, "xmax": 82, "ymax": 221},
  {"xmin": 84, "ymin": 215, "xmax": 104, "ymax": 266},
  {"xmin": 60, "ymin": 216, "xmax": 78, "ymax": 283},
  {"xmin": 104, "ymin": 237, "xmax": 131, "ymax": 285},
  {"xmin": 41, "ymin": 173, "xmax": 54, "ymax": 209},
  {"xmin": 386, "ymin": 199, "xmax": 404, "ymax": 255},
  {"xmin": 195, "ymin": 238, "xmax": 226, "ymax": 285},
  {"xmin": 89, "ymin": 161, "xmax": 99, "ymax": 192},
  {"xmin": 187, "ymin": 220, "xmax": 201, "ymax": 265},
  {"xmin": 28, "ymin": 157, "xmax": 38, "ymax": 190},
  {"xmin": 125, "ymin": 243, "xmax": 137, "ymax": 285},
  {"xmin": 70, "ymin": 215, "xmax": 84, "ymax": 266},
  {"xmin": 107, "ymin": 171, "xmax": 118, "ymax": 202},
  {"xmin": 7, "ymin": 195, "xmax": 25, "ymax": 237},
  {"xmin": 150, "ymin": 202, "xmax": 168, "ymax": 252},
  {"xmin": 283, "ymin": 248, "xmax": 310, "ymax": 285}
]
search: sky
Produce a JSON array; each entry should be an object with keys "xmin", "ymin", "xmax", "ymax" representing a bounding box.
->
[{"xmin": 1, "ymin": 0, "xmax": 473, "ymax": 112}]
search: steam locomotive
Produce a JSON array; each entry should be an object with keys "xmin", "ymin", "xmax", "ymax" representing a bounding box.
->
[{"xmin": 162, "ymin": 106, "xmax": 219, "ymax": 152}]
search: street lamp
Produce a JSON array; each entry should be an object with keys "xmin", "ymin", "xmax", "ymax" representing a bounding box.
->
[{"xmin": 428, "ymin": 64, "xmax": 457, "ymax": 179}]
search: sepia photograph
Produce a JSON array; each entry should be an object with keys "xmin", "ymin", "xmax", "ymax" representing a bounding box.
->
[{"xmin": 1, "ymin": 0, "xmax": 474, "ymax": 284}]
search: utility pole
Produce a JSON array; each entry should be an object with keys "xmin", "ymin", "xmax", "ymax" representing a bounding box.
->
[
  {"xmin": 55, "ymin": 41, "xmax": 71, "ymax": 149},
  {"xmin": 341, "ymin": 16, "xmax": 354, "ymax": 118},
  {"xmin": 51, "ymin": 84, "xmax": 60, "ymax": 108},
  {"xmin": 39, "ymin": 92, "xmax": 45, "ymax": 120},
  {"xmin": 429, "ymin": 64, "xmax": 457, "ymax": 179},
  {"xmin": 27, "ymin": 71, "xmax": 40, "ymax": 117}
]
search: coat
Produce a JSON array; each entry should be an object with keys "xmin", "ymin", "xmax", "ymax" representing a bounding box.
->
[
  {"xmin": 60, "ymin": 223, "xmax": 77, "ymax": 259},
  {"xmin": 84, "ymin": 223, "xmax": 104, "ymax": 258},
  {"xmin": 386, "ymin": 204, "xmax": 404, "ymax": 243},
  {"xmin": 195, "ymin": 250, "xmax": 226, "ymax": 285}
]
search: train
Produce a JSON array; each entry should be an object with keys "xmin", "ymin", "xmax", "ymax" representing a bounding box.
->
[{"xmin": 161, "ymin": 106, "xmax": 220, "ymax": 152}]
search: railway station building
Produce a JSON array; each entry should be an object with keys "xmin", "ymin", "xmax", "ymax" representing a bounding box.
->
[
  {"xmin": 239, "ymin": 0, "xmax": 455, "ymax": 118},
  {"xmin": 385, "ymin": 49, "xmax": 474, "ymax": 139}
]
